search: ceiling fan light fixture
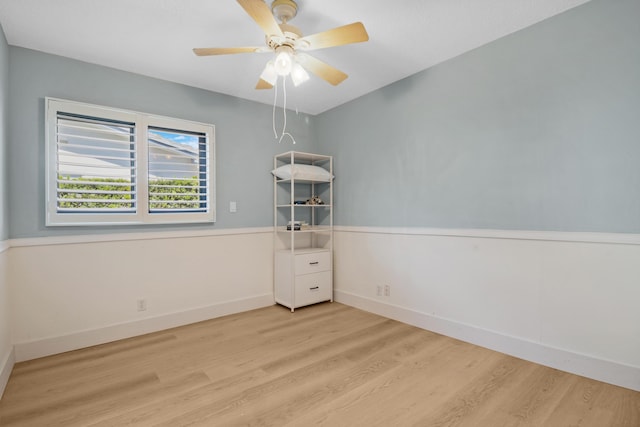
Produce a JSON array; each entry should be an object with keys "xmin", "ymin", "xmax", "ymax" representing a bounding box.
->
[
  {"xmin": 260, "ymin": 61, "xmax": 278, "ymax": 85},
  {"xmin": 291, "ymin": 62, "xmax": 309, "ymax": 86}
]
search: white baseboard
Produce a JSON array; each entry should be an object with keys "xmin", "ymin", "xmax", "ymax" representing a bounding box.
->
[
  {"xmin": 0, "ymin": 347, "xmax": 15, "ymax": 399},
  {"xmin": 14, "ymin": 294, "xmax": 274, "ymax": 362},
  {"xmin": 335, "ymin": 290, "xmax": 640, "ymax": 392}
]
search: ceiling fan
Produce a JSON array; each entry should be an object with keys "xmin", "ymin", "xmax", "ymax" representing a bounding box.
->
[{"xmin": 193, "ymin": 0, "xmax": 369, "ymax": 89}]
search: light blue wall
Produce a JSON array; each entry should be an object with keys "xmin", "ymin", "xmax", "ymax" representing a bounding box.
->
[
  {"xmin": 315, "ymin": 0, "xmax": 640, "ymax": 233},
  {"xmin": 6, "ymin": 0, "xmax": 640, "ymax": 237},
  {"xmin": 0, "ymin": 24, "xmax": 8, "ymax": 241},
  {"xmin": 0, "ymin": 22, "xmax": 11, "ymax": 397},
  {"xmin": 7, "ymin": 48, "xmax": 314, "ymax": 238}
]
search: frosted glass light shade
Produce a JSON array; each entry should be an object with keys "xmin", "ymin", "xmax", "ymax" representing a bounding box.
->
[
  {"xmin": 291, "ymin": 62, "xmax": 309, "ymax": 86},
  {"xmin": 274, "ymin": 51, "xmax": 293, "ymax": 76},
  {"xmin": 260, "ymin": 61, "xmax": 277, "ymax": 85}
]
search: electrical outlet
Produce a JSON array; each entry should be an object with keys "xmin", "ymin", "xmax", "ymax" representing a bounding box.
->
[
  {"xmin": 137, "ymin": 299, "xmax": 147, "ymax": 312},
  {"xmin": 376, "ymin": 285, "xmax": 382, "ymax": 296},
  {"xmin": 384, "ymin": 285, "xmax": 391, "ymax": 297}
]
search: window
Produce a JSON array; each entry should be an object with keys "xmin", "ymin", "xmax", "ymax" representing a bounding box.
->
[{"xmin": 46, "ymin": 98, "xmax": 215, "ymax": 226}]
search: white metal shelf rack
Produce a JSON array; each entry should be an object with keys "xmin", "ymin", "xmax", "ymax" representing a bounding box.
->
[{"xmin": 273, "ymin": 151, "xmax": 333, "ymax": 311}]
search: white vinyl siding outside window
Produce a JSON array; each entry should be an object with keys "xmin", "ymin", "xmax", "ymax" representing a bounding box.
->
[{"xmin": 46, "ymin": 98, "xmax": 215, "ymax": 226}]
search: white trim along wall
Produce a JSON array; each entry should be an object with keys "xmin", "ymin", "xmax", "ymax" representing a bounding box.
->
[{"xmin": 333, "ymin": 226, "xmax": 640, "ymax": 392}]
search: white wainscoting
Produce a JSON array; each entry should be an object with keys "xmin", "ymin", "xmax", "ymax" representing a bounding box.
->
[
  {"xmin": 0, "ymin": 245, "xmax": 13, "ymax": 398},
  {"xmin": 0, "ymin": 348, "xmax": 14, "ymax": 400},
  {"xmin": 9, "ymin": 228, "xmax": 275, "ymax": 362},
  {"xmin": 333, "ymin": 227, "xmax": 640, "ymax": 392},
  {"xmin": 4, "ymin": 226, "xmax": 640, "ymax": 394}
]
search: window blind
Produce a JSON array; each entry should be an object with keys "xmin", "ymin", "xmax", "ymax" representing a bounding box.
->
[
  {"xmin": 55, "ymin": 113, "xmax": 136, "ymax": 213},
  {"xmin": 147, "ymin": 127, "xmax": 209, "ymax": 213}
]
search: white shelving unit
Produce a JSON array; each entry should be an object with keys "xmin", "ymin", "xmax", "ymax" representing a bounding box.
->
[{"xmin": 273, "ymin": 151, "xmax": 333, "ymax": 311}]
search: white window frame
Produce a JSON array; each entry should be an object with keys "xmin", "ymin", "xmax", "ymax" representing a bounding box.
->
[{"xmin": 45, "ymin": 97, "xmax": 215, "ymax": 226}]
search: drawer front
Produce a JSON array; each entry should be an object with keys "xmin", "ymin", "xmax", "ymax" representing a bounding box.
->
[
  {"xmin": 295, "ymin": 271, "xmax": 332, "ymax": 307},
  {"xmin": 295, "ymin": 251, "xmax": 331, "ymax": 275}
]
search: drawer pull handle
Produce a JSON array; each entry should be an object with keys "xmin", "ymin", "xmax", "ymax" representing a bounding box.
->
[
  {"xmin": 310, "ymin": 286, "xmax": 320, "ymax": 291},
  {"xmin": 309, "ymin": 261, "xmax": 319, "ymax": 265}
]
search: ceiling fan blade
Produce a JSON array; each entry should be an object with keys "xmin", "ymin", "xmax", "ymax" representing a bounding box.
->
[
  {"xmin": 237, "ymin": 0, "xmax": 284, "ymax": 38},
  {"xmin": 297, "ymin": 53, "xmax": 348, "ymax": 86},
  {"xmin": 299, "ymin": 22, "xmax": 369, "ymax": 50},
  {"xmin": 256, "ymin": 78, "xmax": 274, "ymax": 90},
  {"xmin": 193, "ymin": 47, "xmax": 263, "ymax": 56}
]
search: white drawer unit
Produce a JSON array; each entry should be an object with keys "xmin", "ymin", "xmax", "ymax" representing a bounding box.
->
[
  {"xmin": 274, "ymin": 151, "xmax": 333, "ymax": 312},
  {"xmin": 274, "ymin": 249, "xmax": 333, "ymax": 310}
]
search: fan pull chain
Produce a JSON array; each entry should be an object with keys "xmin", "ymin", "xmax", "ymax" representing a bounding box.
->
[
  {"xmin": 272, "ymin": 79, "xmax": 279, "ymax": 139},
  {"xmin": 272, "ymin": 76, "xmax": 296, "ymax": 144}
]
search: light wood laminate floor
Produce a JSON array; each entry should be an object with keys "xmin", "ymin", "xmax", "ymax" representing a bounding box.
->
[{"xmin": 0, "ymin": 303, "xmax": 638, "ymax": 426}]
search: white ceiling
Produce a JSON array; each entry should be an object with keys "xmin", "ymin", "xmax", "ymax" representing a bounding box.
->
[{"xmin": 0, "ymin": 0, "xmax": 591, "ymax": 115}]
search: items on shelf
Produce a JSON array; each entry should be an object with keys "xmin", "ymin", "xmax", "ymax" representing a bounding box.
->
[
  {"xmin": 307, "ymin": 195, "xmax": 324, "ymax": 205},
  {"xmin": 286, "ymin": 220, "xmax": 310, "ymax": 231},
  {"xmin": 293, "ymin": 195, "xmax": 325, "ymax": 206}
]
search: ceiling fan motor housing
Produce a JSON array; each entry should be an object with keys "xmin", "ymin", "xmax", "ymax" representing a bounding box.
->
[
  {"xmin": 266, "ymin": 0, "xmax": 303, "ymax": 49},
  {"xmin": 271, "ymin": 0, "xmax": 298, "ymax": 23}
]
